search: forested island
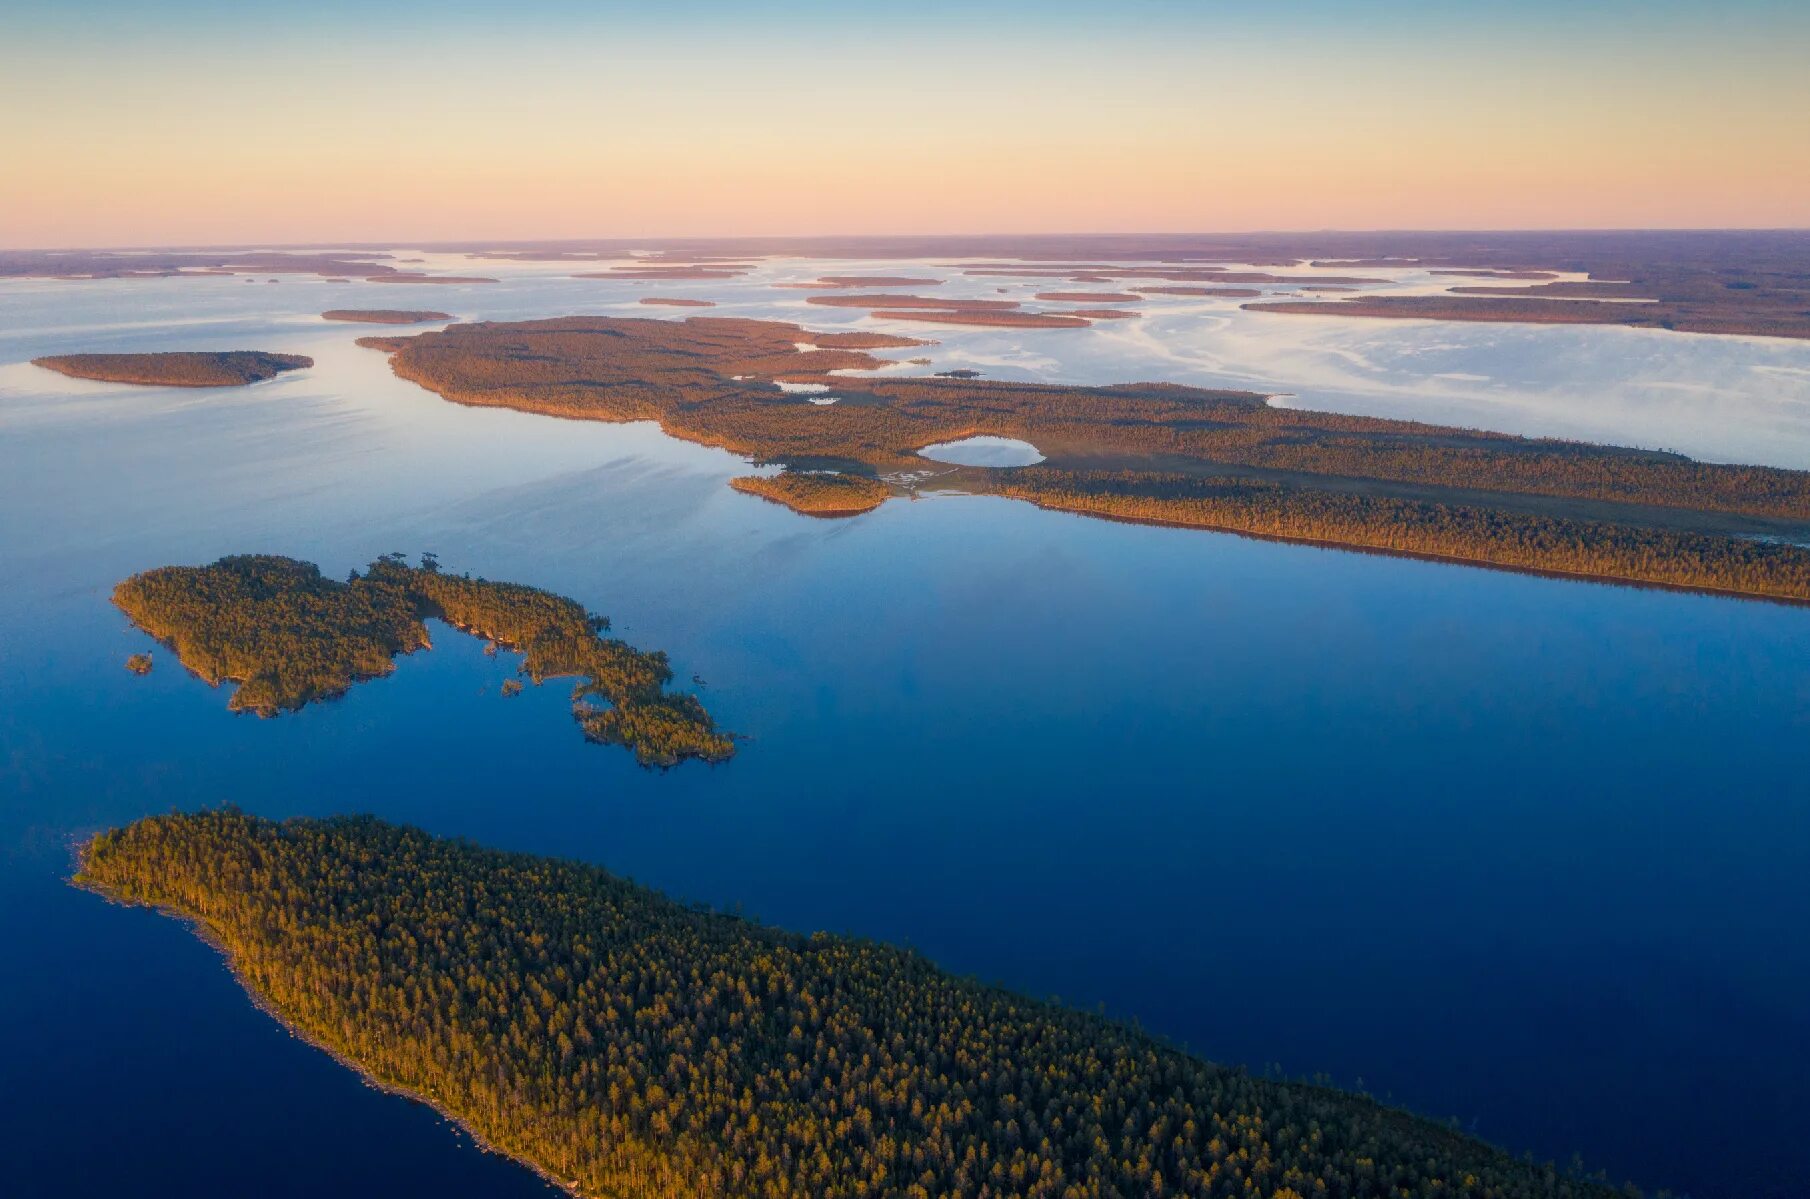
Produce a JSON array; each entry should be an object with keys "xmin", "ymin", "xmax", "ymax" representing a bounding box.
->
[
  {"xmin": 321, "ymin": 309, "xmax": 451, "ymax": 324},
  {"xmin": 358, "ymin": 314, "xmax": 1810, "ymax": 603},
  {"xmin": 730, "ymin": 471, "xmax": 890, "ymax": 516},
  {"xmin": 32, "ymin": 351, "xmax": 312, "ymax": 387},
  {"xmin": 112, "ymin": 554, "xmax": 731, "ymax": 767},
  {"xmin": 77, "ymin": 809, "xmax": 1633, "ymax": 1199}
]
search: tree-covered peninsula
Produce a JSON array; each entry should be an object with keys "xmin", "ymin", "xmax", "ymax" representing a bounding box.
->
[
  {"xmin": 358, "ymin": 315, "xmax": 1810, "ymax": 604},
  {"xmin": 112, "ymin": 554, "xmax": 731, "ymax": 767},
  {"xmin": 78, "ymin": 810, "xmax": 1633, "ymax": 1199}
]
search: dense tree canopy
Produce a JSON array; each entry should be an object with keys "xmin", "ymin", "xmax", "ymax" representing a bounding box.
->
[
  {"xmin": 730, "ymin": 471, "xmax": 891, "ymax": 516},
  {"xmin": 32, "ymin": 351, "xmax": 312, "ymax": 387},
  {"xmin": 357, "ymin": 314, "xmax": 1810, "ymax": 604},
  {"xmin": 113, "ymin": 554, "xmax": 731, "ymax": 767},
  {"xmin": 997, "ymin": 470, "xmax": 1810, "ymax": 603},
  {"xmin": 79, "ymin": 811, "xmax": 1634, "ymax": 1199}
]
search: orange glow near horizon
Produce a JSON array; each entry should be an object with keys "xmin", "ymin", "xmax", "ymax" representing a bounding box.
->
[{"xmin": 4, "ymin": 6, "xmax": 1807, "ymax": 247}]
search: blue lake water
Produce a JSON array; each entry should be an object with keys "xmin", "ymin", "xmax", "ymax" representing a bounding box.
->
[{"xmin": 2, "ymin": 264, "xmax": 1808, "ymax": 1198}]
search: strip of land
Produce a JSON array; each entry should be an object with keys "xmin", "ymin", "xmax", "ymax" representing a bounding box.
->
[
  {"xmin": 1035, "ymin": 291, "xmax": 1143, "ymax": 303},
  {"xmin": 410, "ymin": 230, "xmax": 1810, "ymax": 339},
  {"xmin": 368, "ymin": 273, "xmax": 498, "ymax": 285},
  {"xmin": 75, "ymin": 809, "xmax": 1630, "ymax": 1199},
  {"xmin": 321, "ymin": 309, "xmax": 451, "ymax": 324},
  {"xmin": 357, "ymin": 314, "xmax": 1810, "ymax": 602},
  {"xmin": 806, "ymin": 294, "xmax": 1021, "ymax": 311},
  {"xmin": 32, "ymin": 351, "xmax": 312, "ymax": 387}
]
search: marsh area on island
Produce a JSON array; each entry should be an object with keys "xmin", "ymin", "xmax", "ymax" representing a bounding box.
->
[{"xmin": 4, "ymin": 245, "xmax": 1810, "ymax": 1199}]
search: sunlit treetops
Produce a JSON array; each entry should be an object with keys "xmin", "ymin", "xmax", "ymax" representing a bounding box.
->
[
  {"xmin": 111, "ymin": 553, "xmax": 731, "ymax": 768},
  {"xmin": 730, "ymin": 471, "xmax": 890, "ymax": 517},
  {"xmin": 78, "ymin": 810, "xmax": 1636, "ymax": 1199},
  {"xmin": 357, "ymin": 314, "xmax": 1810, "ymax": 603},
  {"xmin": 994, "ymin": 469, "xmax": 1810, "ymax": 604},
  {"xmin": 32, "ymin": 351, "xmax": 312, "ymax": 387}
]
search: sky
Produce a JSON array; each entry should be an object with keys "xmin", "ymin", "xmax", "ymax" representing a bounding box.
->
[{"xmin": 2, "ymin": 0, "xmax": 1807, "ymax": 248}]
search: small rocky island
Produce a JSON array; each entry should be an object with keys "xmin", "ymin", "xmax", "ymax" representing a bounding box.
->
[
  {"xmin": 32, "ymin": 351, "xmax": 313, "ymax": 387},
  {"xmin": 112, "ymin": 553, "xmax": 732, "ymax": 767}
]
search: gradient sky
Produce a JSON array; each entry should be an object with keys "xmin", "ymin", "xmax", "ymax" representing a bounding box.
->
[{"xmin": 3, "ymin": 0, "xmax": 1807, "ymax": 247}]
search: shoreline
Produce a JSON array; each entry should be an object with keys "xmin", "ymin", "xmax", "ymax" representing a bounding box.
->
[
  {"xmin": 1012, "ymin": 494, "xmax": 1810, "ymax": 607},
  {"xmin": 73, "ymin": 867, "xmax": 595, "ymax": 1199}
]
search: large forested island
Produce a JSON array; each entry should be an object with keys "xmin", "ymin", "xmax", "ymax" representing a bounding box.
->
[
  {"xmin": 32, "ymin": 350, "xmax": 313, "ymax": 387},
  {"xmin": 112, "ymin": 554, "xmax": 731, "ymax": 767},
  {"xmin": 78, "ymin": 810, "xmax": 1631, "ymax": 1199},
  {"xmin": 358, "ymin": 314, "xmax": 1810, "ymax": 603}
]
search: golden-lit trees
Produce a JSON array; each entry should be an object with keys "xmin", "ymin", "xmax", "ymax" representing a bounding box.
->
[
  {"xmin": 995, "ymin": 470, "xmax": 1810, "ymax": 602},
  {"xmin": 79, "ymin": 810, "xmax": 1633, "ymax": 1199},
  {"xmin": 113, "ymin": 554, "xmax": 731, "ymax": 767}
]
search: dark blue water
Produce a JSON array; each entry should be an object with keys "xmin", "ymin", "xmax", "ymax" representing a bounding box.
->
[{"xmin": 3, "ymin": 276, "xmax": 1808, "ymax": 1198}]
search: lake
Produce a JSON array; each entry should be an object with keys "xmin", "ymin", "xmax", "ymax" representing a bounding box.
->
[{"xmin": 2, "ymin": 258, "xmax": 1807, "ymax": 1199}]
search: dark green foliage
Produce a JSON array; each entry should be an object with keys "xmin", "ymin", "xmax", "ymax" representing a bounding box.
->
[
  {"xmin": 78, "ymin": 810, "xmax": 1632, "ymax": 1199},
  {"xmin": 113, "ymin": 554, "xmax": 730, "ymax": 767},
  {"xmin": 113, "ymin": 555, "xmax": 427, "ymax": 715}
]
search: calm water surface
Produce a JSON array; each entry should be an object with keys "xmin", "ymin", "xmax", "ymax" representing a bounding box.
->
[{"xmin": 2, "ymin": 265, "xmax": 1807, "ymax": 1198}]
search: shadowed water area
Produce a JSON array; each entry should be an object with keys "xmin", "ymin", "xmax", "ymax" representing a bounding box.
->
[{"xmin": 2, "ymin": 259, "xmax": 1808, "ymax": 1198}]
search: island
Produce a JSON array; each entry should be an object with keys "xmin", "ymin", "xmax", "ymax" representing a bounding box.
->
[
  {"xmin": 76, "ymin": 808, "xmax": 1630, "ymax": 1199},
  {"xmin": 0, "ymin": 247, "xmax": 399, "ymax": 280},
  {"xmin": 1241, "ymin": 293, "xmax": 1810, "ymax": 338},
  {"xmin": 367, "ymin": 273, "xmax": 499, "ymax": 285},
  {"xmin": 806, "ymin": 294, "xmax": 1022, "ymax": 311},
  {"xmin": 1034, "ymin": 291, "xmax": 1143, "ymax": 303},
  {"xmin": 355, "ymin": 314, "xmax": 1810, "ymax": 603},
  {"xmin": 321, "ymin": 309, "xmax": 451, "ymax": 324},
  {"xmin": 425, "ymin": 231, "xmax": 1810, "ymax": 338},
  {"xmin": 124, "ymin": 652, "xmax": 152, "ymax": 675},
  {"xmin": 112, "ymin": 553, "xmax": 732, "ymax": 767},
  {"xmin": 874, "ymin": 309, "xmax": 1094, "ymax": 328},
  {"xmin": 577, "ymin": 266, "xmax": 747, "ymax": 280},
  {"xmin": 32, "ymin": 351, "xmax": 313, "ymax": 387},
  {"xmin": 1135, "ymin": 286, "xmax": 1263, "ymax": 297},
  {"xmin": 730, "ymin": 471, "xmax": 890, "ymax": 516}
]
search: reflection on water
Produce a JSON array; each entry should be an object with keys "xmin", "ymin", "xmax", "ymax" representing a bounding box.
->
[{"xmin": 1, "ymin": 260, "xmax": 1809, "ymax": 1199}]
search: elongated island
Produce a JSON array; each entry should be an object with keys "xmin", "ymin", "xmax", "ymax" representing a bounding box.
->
[
  {"xmin": 77, "ymin": 810, "xmax": 1630, "ymax": 1199},
  {"xmin": 321, "ymin": 309, "xmax": 451, "ymax": 324},
  {"xmin": 357, "ymin": 314, "xmax": 1810, "ymax": 603},
  {"xmin": 32, "ymin": 350, "xmax": 312, "ymax": 387},
  {"xmin": 113, "ymin": 553, "xmax": 731, "ymax": 767}
]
